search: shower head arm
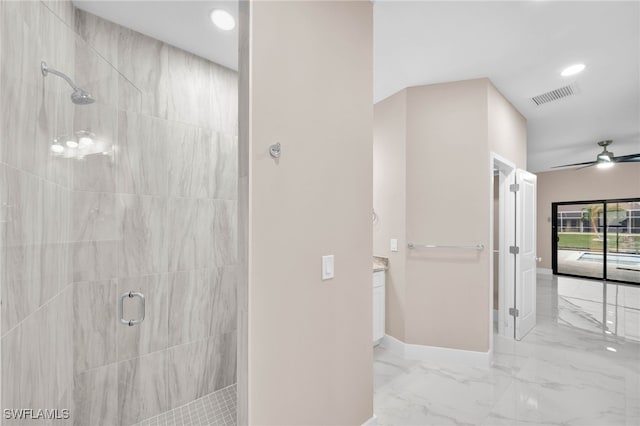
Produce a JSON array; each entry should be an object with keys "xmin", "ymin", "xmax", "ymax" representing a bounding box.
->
[{"xmin": 41, "ymin": 61, "xmax": 79, "ymax": 91}]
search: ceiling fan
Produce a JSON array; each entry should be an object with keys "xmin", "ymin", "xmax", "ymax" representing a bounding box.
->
[{"xmin": 552, "ymin": 140, "xmax": 640, "ymax": 170}]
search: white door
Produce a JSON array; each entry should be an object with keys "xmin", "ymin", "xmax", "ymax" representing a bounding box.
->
[{"xmin": 515, "ymin": 169, "xmax": 537, "ymax": 340}]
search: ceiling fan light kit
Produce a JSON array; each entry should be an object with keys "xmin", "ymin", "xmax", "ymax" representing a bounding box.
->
[{"xmin": 552, "ymin": 140, "xmax": 640, "ymax": 170}]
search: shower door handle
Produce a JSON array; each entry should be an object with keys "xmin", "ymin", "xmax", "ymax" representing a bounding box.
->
[{"xmin": 118, "ymin": 291, "xmax": 145, "ymax": 326}]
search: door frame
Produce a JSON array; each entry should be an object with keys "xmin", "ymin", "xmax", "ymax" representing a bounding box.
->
[{"xmin": 490, "ymin": 153, "xmax": 516, "ymax": 345}]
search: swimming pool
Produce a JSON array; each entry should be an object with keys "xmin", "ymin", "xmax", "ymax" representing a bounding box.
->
[{"xmin": 578, "ymin": 252, "xmax": 640, "ymax": 266}]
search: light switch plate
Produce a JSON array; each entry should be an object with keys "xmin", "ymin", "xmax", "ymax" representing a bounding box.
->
[
  {"xmin": 322, "ymin": 255, "xmax": 334, "ymax": 280},
  {"xmin": 390, "ymin": 239, "xmax": 398, "ymax": 252}
]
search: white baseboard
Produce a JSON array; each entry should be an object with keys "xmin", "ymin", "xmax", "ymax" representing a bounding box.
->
[
  {"xmin": 537, "ymin": 268, "xmax": 553, "ymax": 276},
  {"xmin": 361, "ymin": 414, "xmax": 377, "ymax": 426},
  {"xmin": 381, "ymin": 335, "xmax": 490, "ymax": 368}
]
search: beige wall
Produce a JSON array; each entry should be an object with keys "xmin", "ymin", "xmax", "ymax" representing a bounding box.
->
[
  {"xmin": 488, "ymin": 82, "xmax": 527, "ymax": 169},
  {"xmin": 536, "ymin": 163, "xmax": 640, "ymax": 269},
  {"xmin": 373, "ymin": 78, "xmax": 526, "ymax": 352},
  {"xmin": 405, "ymin": 80, "xmax": 490, "ymax": 350},
  {"xmin": 373, "ymin": 90, "xmax": 407, "ymax": 341},
  {"xmin": 241, "ymin": 1, "xmax": 373, "ymax": 425}
]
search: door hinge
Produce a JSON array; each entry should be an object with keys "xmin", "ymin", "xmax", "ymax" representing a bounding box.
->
[
  {"xmin": 509, "ymin": 246, "xmax": 520, "ymax": 254},
  {"xmin": 510, "ymin": 184, "xmax": 520, "ymax": 192},
  {"xmin": 509, "ymin": 307, "xmax": 519, "ymax": 317}
]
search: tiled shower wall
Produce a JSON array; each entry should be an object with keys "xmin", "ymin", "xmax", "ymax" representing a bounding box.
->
[{"xmin": 0, "ymin": 1, "xmax": 238, "ymax": 425}]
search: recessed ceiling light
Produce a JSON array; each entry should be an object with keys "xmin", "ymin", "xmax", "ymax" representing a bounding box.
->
[
  {"xmin": 561, "ymin": 63, "xmax": 586, "ymax": 77},
  {"xmin": 210, "ymin": 9, "xmax": 235, "ymax": 31}
]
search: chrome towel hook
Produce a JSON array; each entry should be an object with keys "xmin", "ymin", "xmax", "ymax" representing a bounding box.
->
[{"xmin": 269, "ymin": 142, "xmax": 281, "ymax": 158}]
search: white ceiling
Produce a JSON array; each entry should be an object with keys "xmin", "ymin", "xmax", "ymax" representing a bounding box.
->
[{"xmin": 73, "ymin": 0, "xmax": 640, "ymax": 173}]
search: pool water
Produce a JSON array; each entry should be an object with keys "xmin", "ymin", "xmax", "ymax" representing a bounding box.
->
[{"xmin": 579, "ymin": 252, "xmax": 640, "ymax": 266}]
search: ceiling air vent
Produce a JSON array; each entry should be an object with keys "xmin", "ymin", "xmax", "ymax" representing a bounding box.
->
[{"xmin": 530, "ymin": 84, "xmax": 576, "ymax": 106}]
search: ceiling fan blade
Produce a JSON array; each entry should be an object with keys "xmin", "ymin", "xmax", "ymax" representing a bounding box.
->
[
  {"xmin": 551, "ymin": 160, "xmax": 597, "ymax": 168},
  {"xmin": 613, "ymin": 153, "xmax": 640, "ymax": 163},
  {"xmin": 576, "ymin": 163, "xmax": 597, "ymax": 170}
]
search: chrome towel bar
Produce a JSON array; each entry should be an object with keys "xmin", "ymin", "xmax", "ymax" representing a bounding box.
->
[{"xmin": 408, "ymin": 243, "xmax": 484, "ymax": 251}]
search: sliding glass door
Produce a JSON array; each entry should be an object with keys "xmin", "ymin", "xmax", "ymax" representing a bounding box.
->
[
  {"xmin": 606, "ymin": 201, "xmax": 640, "ymax": 283},
  {"xmin": 553, "ymin": 199, "xmax": 640, "ymax": 285}
]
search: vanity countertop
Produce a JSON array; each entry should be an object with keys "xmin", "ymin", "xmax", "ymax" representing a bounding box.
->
[{"xmin": 373, "ymin": 256, "xmax": 389, "ymax": 272}]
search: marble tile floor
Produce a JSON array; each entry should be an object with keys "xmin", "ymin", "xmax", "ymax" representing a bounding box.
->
[
  {"xmin": 374, "ymin": 275, "xmax": 640, "ymax": 425},
  {"xmin": 134, "ymin": 384, "xmax": 236, "ymax": 426}
]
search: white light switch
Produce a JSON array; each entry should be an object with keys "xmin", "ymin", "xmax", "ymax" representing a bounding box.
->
[
  {"xmin": 390, "ymin": 239, "xmax": 398, "ymax": 252},
  {"xmin": 322, "ymin": 255, "xmax": 334, "ymax": 280}
]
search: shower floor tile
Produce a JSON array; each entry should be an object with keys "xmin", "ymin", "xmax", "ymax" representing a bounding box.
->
[{"xmin": 135, "ymin": 384, "xmax": 236, "ymax": 426}]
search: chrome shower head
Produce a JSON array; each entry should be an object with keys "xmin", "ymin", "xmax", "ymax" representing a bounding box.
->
[
  {"xmin": 41, "ymin": 61, "xmax": 95, "ymax": 105},
  {"xmin": 71, "ymin": 88, "xmax": 95, "ymax": 105}
]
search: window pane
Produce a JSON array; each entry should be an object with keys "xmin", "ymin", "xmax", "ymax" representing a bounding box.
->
[
  {"xmin": 605, "ymin": 201, "xmax": 640, "ymax": 284},
  {"xmin": 557, "ymin": 203, "xmax": 605, "ymax": 279}
]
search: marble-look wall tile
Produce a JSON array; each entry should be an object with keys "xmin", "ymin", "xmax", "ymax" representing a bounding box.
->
[
  {"xmin": 31, "ymin": 4, "xmax": 77, "ymax": 185},
  {"xmin": 35, "ymin": 82, "xmax": 74, "ymax": 187},
  {"xmin": 5, "ymin": 166, "xmax": 43, "ymax": 247},
  {"xmin": 210, "ymin": 133, "xmax": 238, "ymax": 200},
  {"xmin": 117, "ymin": 351, "xmax": 168, "ymax": 426},
  {"xmin": 118, "ymin": 195, "xmax": 168, "ymax": 278},
  {"xmin": 213, "ymin": 200, "xmax": 238, "ymax": 266},
  {"xmin": 71, "ymin": 191, "xmax": 122, "ymax": 242},
  {"xmin": 166, "ymin": 45, "xmax": 211, "ymax": 128},
  {"xmin": 1, "ymin": 242, "xmax": 69, "ymax": 334},
  {"xmin": 167, "ymin": 198, "xmax": 212, "ymax": 272},
  {"xmin": 70, "ymin": 240, "xmax": 118, "ymax": 283},
  {"xmin": 118, "ymin": 74, "xmax": 143, "ymax": 115},
  {"xmin": 75, "ymin": 33, "xmax": 118, "ymax": 109},
  {"xmin": 214, "ymin": 267, "xmax": 238, "ymax": 335},
  {"xmin": 117, "ymin": 274, "xmax": 168, "ymax": 361},
  {"xmin": 72, "ymin": 33, "xmax": 119, "ymax": 192},
  {"xmin": 74, "ymin": 363, "xmax": 117, "ymax": 426},
  {"xmin": 166, "ymin": 45, "xmax": 238, "ymax": 135},
  {"xmin": 0, "ymin": 166, "xmax": 67, "ymax": 333},
  {"xmin": 41, "ymin": 0, "xmax": 76, "ymax": 28},
  {"xmin": 72, "ymin": 105, "xmax": 118, "ymax": 193},
  {"xmin": 73, "ymin": 280, "xmax": 117, "ymax": 373},
  {"xmin": 1, "ymin": 287, "xmax": 74, "ymax": 422},
  {"xmin": 74, "ymin": 9, "xmax": 118, "ymax": 67},
  {"xmin": 209, "ymin": 65, "xmax": 239, "ymax": 138},
  {"xmin": 167, "ymin": 332, "xmax": 237, "ymax": 410},
  {"xmin": 42, "ymin": 179, "xmax": 71, "ymax": 244},
  {"xmin": 37, "ymin": 0, "xmax": 77, "ymax": 91},
  {"xmin": 0, "ymin": 75, "xmax": 37, "ymax": 170},
  {"xmin": 117, "ymin": 111, "xmax": 169, "ymax": 196},
  {"xmin": 117, "ymin": 27, "xmax": 168, "ymax": 119},
  {"xmin": 168, "ymin": 267, "xmax": 236, "ymax": 347},
  {"xmin": 237, "ymin": 177, "xmax": 249, "ymax": 267},
  {"xmin": 168, "ymin": 122, "xmax": 211, "ymax": 198},
  {"xmin": 0, "ymin": 1, "xmax": 41, "ymax": 84},
  {"xmin": 56, "ymin": 383, "xmax": 75, "ymax": 426}
]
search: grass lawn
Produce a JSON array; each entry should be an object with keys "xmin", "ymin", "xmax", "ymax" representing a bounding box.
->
[{"xmin": 559, "ymin": 233, "xmax": 640, "ymax": 251}]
